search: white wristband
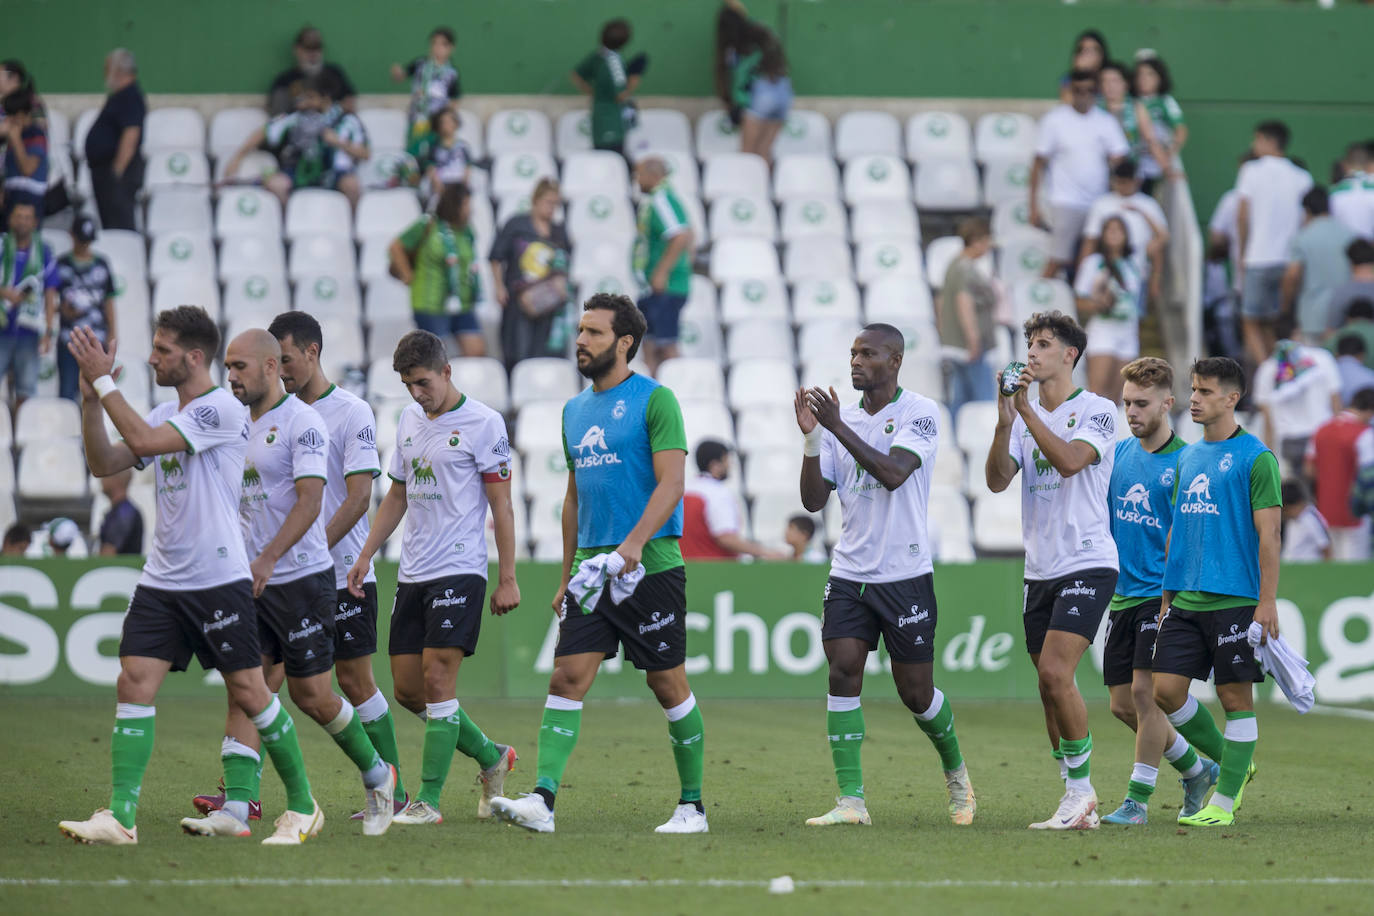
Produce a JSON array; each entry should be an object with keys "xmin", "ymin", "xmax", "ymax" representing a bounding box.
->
[
  {"xmin": 803, "ymin": 426, "xmax": 824, "ymax": 458},
  {"xmin": 93, "ymin": 375, "xmax": 118, "ymax": 399}
]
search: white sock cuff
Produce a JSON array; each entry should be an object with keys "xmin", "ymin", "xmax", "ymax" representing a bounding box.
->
[
  {"xmin": 1130, "ymin": 762, "xmax": 1159, "ymax": 786},
  {"xmin": 664, "ymin": 693, "xmax": 697, "ymax": 722},
  {"xmin": 826, "ymin": 694, "xmax": 862, "ymax": 712},
  {"xmin": 323, "ymin": 698, "xmax": 355, "ymax": 736},
  {"xmin": 250, "ymin": 696, "xmax": 283, "ymax": 730},
  {"xmin": 1224, "ymin": 716, "xmax": 1258, "ymax": 742},
  {"xmin": 913, "ymin": 687, "xmax": 945, "ymax": 722},
  {"xmin": 426, "ymin": 699, "xmax": 460, "ymax": 721},
  {"xmin": 545, "ymin": 695, "xmax": 584, "ymax": 712},
  {"xmin": 356, "ymin": 690, "xmax": 390, "ymax": 723},
  {"xmin": 220, "ymin": 736, "xmax": 260, "ymax": 762},
  {"xmin": 1166, "ymin": 695, "xmax": 1199, "ymax": 728},
  {"xmin": 1162, "ymin": 733, "xmax": 1189, "ymax": 762},
  {"xmin": 115, "ymin": 703, "xmax": 155, "ymax": 719}
]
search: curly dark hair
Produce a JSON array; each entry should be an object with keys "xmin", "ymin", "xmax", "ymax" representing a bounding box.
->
[
  {"xmin": 1023, "ymin": 310, "xmax": 1088, "ymax": 367},
  {"xmin": 155, "ymin": 305, "xmax": 220, "ymax": 361},
  {"xmin": 583, "ymin": 292, "xmax": 647, "ymax": 361}
]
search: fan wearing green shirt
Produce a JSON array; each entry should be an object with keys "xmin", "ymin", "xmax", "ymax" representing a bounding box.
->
[
  {"xmin": 632, "ymin": 157, "xmax": 694, "ymax": 374},
  {"xmin": 570, "ymin": 19, "xmax": 647, "ymax": 160},
  {"xmin": 388, "ymin": 182, "xmax": 485, "ymax": 358}
]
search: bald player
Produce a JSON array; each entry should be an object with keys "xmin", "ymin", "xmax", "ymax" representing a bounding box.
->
[{"xmin": 179, "ymin": 329, "xmax": 397, "ymax": 840}]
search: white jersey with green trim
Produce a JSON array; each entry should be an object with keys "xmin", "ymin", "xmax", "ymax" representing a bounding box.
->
[
  {"xmin": 240, "ymin": 394, "xmax": 333, "ymax": 586},
  {"xmin": 387, "ymin": 395, "xmax": 512, "ymax": 583},
  {"xmin": 1007, "ymin": 387, "xmax": 1119, "ymax": 580},
  {"xmin": 139, "ymin": 387, "xmax": 252, "ymax": 592},
  {"xmin": 309, "ymin": 384, "xmax": 381, "ymax": 589},
  {"xmin": 820, "ymin": 388, "xmax": 940, "ymax": 583}
]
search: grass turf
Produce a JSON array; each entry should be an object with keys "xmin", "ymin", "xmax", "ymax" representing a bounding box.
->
[{"xmin": 2, "ymin": 695, "xmax": 1371, "ymax": 915}]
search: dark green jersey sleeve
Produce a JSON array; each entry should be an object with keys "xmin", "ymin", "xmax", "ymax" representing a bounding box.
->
[
  {"xmin": 646, "ymin": 385, "xmax": 688, "ymax": 453},
  {"xmin": 574, "ymin": 53, "xmax": 599, "ymax": 83},
  {"xmin": 1250, "ymin": 450, "xmax": 1281, "ymax": 510}
]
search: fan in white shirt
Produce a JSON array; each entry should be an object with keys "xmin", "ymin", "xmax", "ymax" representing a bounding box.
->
[{"xmin": 1078, "ymin": 160, "xmax": 1169, "ymax": 302}]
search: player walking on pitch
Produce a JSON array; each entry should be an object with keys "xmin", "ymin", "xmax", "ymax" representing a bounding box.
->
[
  {"xmin": 986, "ymin": 311, "xmax": 1119, "ymax": 830},
  {"xmin": 181, "ymin": 329, "xmax": 396, "ymax": 839},
  {"xmin": 1100, "ymin": 357, "xmax": 1218, "ymax": 825},
  {"xmin": 349, "ymin": 330, "xmax": 520, "ymax": 825},
  {"xmin": 1153, "ymin": 357, "xmax": 1277, "ymax": 827},
  {"xmin": 58, "ymin": 308, "xmax": 322, "ymax": 845},
  {"xmin": 490, "ymin": 293, "xmax": 708, "ymax": 834},
  {"xmin": 795, "ymin": 324, "xmax": 975, "ymax": 827}
]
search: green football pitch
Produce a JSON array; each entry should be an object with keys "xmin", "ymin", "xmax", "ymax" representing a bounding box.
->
[{"xmin": 2, "ymin": 696, "xmax": 1370, "ymax": 915}]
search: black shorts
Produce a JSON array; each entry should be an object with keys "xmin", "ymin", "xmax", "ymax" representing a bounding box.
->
[
  {"xmin": 556, "ymin": 566, "xmax": 687, "ymax": 671},
  {"xmin": 334, "ymin": 584, "xmax": 379, "ymax": 661},
  {"xmin": 1022, "ymin": 567, "xmax": 1117, "ymax": 655},
  {"xmin": 821, "ymin": 574, "xmax": 937, "ymax": 664},
  {"xmin": 256, "ymin": 570, "xmax": 337, "ymax": 678},
  {"xmin": 390, "ymin": 575, "xmax": 486, "ymax": 656},
  {"xmin": 1103, "ymin": 599, "xmax": 1162, "ymax": 687},
  {"xmin": 119, "ymin": 580, "xmax": 262, "ymax": 674},
  {"xmin": 1153, "ymin": 604, "xmax": 1265, "ymax": 686}
]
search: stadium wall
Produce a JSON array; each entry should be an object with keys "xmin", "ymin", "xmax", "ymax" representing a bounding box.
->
[
  {"xmin": 12, "ymin": 0, "xmax": 1372, "ymax": 217},
  {"xmin": 3, "ymin": 558, "xmax": 1372, "ymax": 706}
]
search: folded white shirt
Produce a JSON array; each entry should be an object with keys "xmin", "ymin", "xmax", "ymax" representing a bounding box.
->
[
  {"xmin": 1247, "ymin": 621, "xmax": 1316, "ymax": 714},
  {"xmin": 565, "ymin": 551, "xmax": 646, "ymax": 617}
]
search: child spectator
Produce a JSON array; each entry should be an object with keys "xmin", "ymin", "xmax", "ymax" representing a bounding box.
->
[
  {"xmin": 391, "ymin": 27, "xmax": 461, "ymax": 142},
  {"xmin": 1331, "ymin": 335, "xmax": 1374, "ymax": 405},
  {"xmin": 1328, "ymin": 298, "xmax": 1374, "ymax": 371},
  {"xmin": 1079, "ymin": 159, "xmax": 1169, "ymax": 304},
  {"xmin": 2, "ymin": 91, "xmax": 47, "ymax": 223},
  {"xmin": 1282, "ymin": 187, "xmax": 1353, "ymax": 344},
  {"xmin": 571, "ymin": 19, "xmax": 647, "ymax": 159},
  {"xmin": 46, "ymin": 517, "xmax": 82, "ymax": 557},
  {"xmin": 1254, "ymin": 316, "xmax": 1342, "ymax": 472},
  {"xmin": 1280, "ymin": 481, "xmax": 1330, "ymax": 562},
  {"xmin": 783, "ymin": 514, "xmax": 825, "ymax": 563},
  {"xmin": 1074, "ymin": 215, "xmax": 1143, "ymax": 402},
  {"xmin": 54, "ymin": 217, "xmax": 116, "ymax": 402},
  {"xmin": 1131, "ymin": 54, "xmax": 1186, "ymax": 192},
  {"xmin": 406, "ymin": 107, "xmax": 472, "ymax": 202},
  {"xmin": 1, "ymin": 522, "xmax": 31, "ymax": 556}
]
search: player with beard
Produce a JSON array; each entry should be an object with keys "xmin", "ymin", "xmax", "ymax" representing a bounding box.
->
[{"xmin": 489, "ymin": 293, "xmax": 707, "ymax": 835}]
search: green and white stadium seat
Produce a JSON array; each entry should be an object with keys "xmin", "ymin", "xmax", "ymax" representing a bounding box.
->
[
  {"xmin": 561, "ymin": 151, "xmax": 630, "ymax": 199},
  {"xmin": 843, "ymin": 154, "xmax": 912, "ymax": 205},
  {"xmin": 914, "ymin": 158, "xmax": 980, "ymax": 210},
  {"xmin": 719, "ymin": 276, "xmax": 789, "ymax": 325},
  {"xmin": 146, "ymin": 188, "xmax": 212, "ymax": 235},
  {"xmin": 293, "ymin": 273, "xmax": 361, "ymax": 318},
  {"xmin": 565, "ymin": 193, "xmax": 636, "ymax": 245},
  {"xmin": 905, "ymin": 111, "xmax": 973, "ymax": 164},
  {"xmin": 144, "ymin": 108, "xmax": 205, "ymax": 153},
  {"xmin": 973, "ymin": 112, "xmax": 1037, "ymax": 163},
  {"xmin": 490, "ymin": 151, "xmax": 559, "ymax": 201},
  {"xmin": 218, "ymin": 236, "xmax": 287, "ymax": 282},
  {"xmin": 702, "ymin": 152, "xmax": 769, "ymax": 202},
  {"xmin": 983, "ymin": 157, "xmax": 1033, "ymax": 207},
  {"xmin": 487, "ymin": 109, "xmax": 553, "ymax": 156},
  {"xmin": 780, "ymin": 196, "xmax": 847, "ymax": 242},
  {"xmin": 708, "ymin": 194, "xmax": 778, "ymax": 242},
  {"xmin": 742, "ymin": 448, "xmax": 802, "ymax": 498},
  {"xmin": 727, "ymin": 358, "xmax": 797, "ymax": 412},
  {"xmin": 733, "ymin": 405, "xmax": 795, "ymax": 456},
  {"xmin": 772, "ymin": 154, "xmax": 839, "ymax": 202},
  {"xmin": 15, "ymin": 397, "xmax": 81, "ymax": 446},
  {"xmin": 555, "ymin": 110, "xmax": 592, "ymax": 159},
  {"xmin": 509, "ymin": 357, "xmax": 579, "ymax": 408},
  {"xmin": 851, "ymin": 201, "xmax": 919, "ymax": 243},
  {"xmin": 930, "ymin": 484, "xmax": 976, "ymax": 563},
  {"xmin": 72, "ymin": 108, "xmax": 98, "ymax": 163},
  {"xmin": 214, "ymin": 149, "xmax": 278, "ymax": 184},
  {"xmin": 797, "ymin": 318, "xmax": 862, "ymax": 368},
  {"xmin": 209, "ymin": 107, "xmax": 268, "ymax": 162},
  {"xmin": 710, "ymin": 237, "xmax": 780, "ymax": 282},
  {"xmin": 855, "ymin": 237, "xmax": 924, "ymax": 285},
  {"xmin": 783, "ymin": 236, "xmax": 851, "ymax": 284},
  {"xmin": 144, "ymin": 149, "xmax": 210, "ymax": 192},
  {"xmin": 656, "ymin": 358, "xmax": 726, "ymax": 404},
  {"xmin": 153, "ymin": 273, "xmax": 221, "ymax": 321},
  {"xmin": 694, "ymin": 109, "xmax": 741, "ymax": 159},
  {"xmin": 972, "ymin": 488, "xmax": 1024, "ymax": 553},
  {"xmin": 626, "ymin": 109, "xmax": 694, "ymax": 158},
  {"xmin": 148, "ymin": 230, "xmax": 215, "ymax": 282},
  {"xmin": 357, "ymin": 108, "xmax": 407, "ymax": 152},
  {"xmin": 771, "ymin": 110, "xmax": 832, "ymax": 158},
  {"xmin": 997, "ymin": 232, "xmax": 1051, "ymax": 289},
  {"xmin": 288, "ymin": 233, "xmax": 356, "ymax": 282},
  {"xmin": 354, "ymin": 188, "xmax": 421, "ymax": 244},
  {"xmin": 514, "ymin": 400, "xmax": 567, "ymax": 454},
  {"xmin": 835, "ymin": 111, "xmax": 902, "ymax": 162},
  {"xmin": 680, "ymin": 400, "xmax": 736, "ymax": 452},
  {"xmin": 285, "ymin": 188, "xmax": 352, "ymax": 240},
  {"xmin": 725, "ymin": 318, "xmax": 793, "ymax": 365},
  {"xmin": 791, "ymin": 277, "xmax": 861, "ymax": 326}
]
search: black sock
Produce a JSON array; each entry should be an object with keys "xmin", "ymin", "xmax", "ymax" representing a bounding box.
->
[
  {"xmin": 534, "ymin": 787, "xmax": 556, "ymax": 810},
  {"xmin": 680, "ymin": 797, "xmax": 704, "ymax": 815}
]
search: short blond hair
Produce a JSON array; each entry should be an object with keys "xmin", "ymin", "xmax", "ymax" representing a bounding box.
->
[{"xmin": 1120, "ymin": 356, "xmax": 1173, "ymax": 392}]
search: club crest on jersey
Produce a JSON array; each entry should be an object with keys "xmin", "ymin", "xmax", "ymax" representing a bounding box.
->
[
  {"xmin": 612, "ymin": 399, "xmax": 627, "ymax": 420},
  {"xmin": 1161, "ymin": 467, "xmax": 1175, "ymax": 487},
  {"xmin": 1066, "ymin": 414, "xmax": 1077, "ymax": 428},
  {"xmin": 1219, "ymin": 453, "xmax": 1234, "ymax": 472},
  {"xmin": 266, "ymin": 425, "xmax": 277, "ymax": 444},
  {"xmin": 883, "ymin": 419, "xmax": 895, "ymax": 434},
  {"xmin": 448, "ymin": 431, "xmax": 461, "ymax": 447}
]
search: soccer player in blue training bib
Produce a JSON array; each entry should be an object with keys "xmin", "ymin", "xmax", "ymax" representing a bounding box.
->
[
  {"xmin": 1100, "ymin": 358, "xmax": 1217, "ymax": 826},
  {"xmin": 490, "ymin": 293, "xmax": 707, "ymax": 835},
  {"xmin": 1154, "ymin": 357, "xmax": 1279, "ymax": 827},
  {"xmin": 795, "ymin": 324, "xmax": 974, "ymax": 828}
]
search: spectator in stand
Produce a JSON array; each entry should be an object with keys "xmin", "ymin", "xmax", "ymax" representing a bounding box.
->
[
  {"xmin": 391, "ymin": 26, "xmax": 461, "ymax": 142},
  {"xmin": 406, "ymin": 107, "xmax": 472, "ymax": 202},
  {"xmin": 489, "ymin": 177, "xmax": 571, "ymax": 370},
  {"xmin": 2, "ymin": 91, "xmax": 47, "ymax": 223},
  {"xmin": 1057, "ymin": 29, "xmax": 1109, "ymax": 103},
  {"xmin": 1203, "ymin": 233, "xmax": 1243, "ymax": 362},
  {"xmin": 0, "ymin": 202, "xmax": 57, "ymax": 417},
  {"xmin": 937, "ymin": 217, "xmax": 998, "ymax": 418},
  {"xmin": 1079, "ymin": 159, "xmax": 1168, "ymax": 304},
  {"xmin": 570, "ymin": 19, "xmax": 648, "ymax": 160},
  {"xmin": 223, "ymin": 75, "xmax": 369, "ymax": 209},
  {"xmin": 1328, "ymin": 141, "xmax": 1374, "ymax": 239},
  {"xmin": 681, "ymin": 439, "xmax": 785, "ymax": 561},
  {"xmin": 84, "ymin": 48, "xmax": 145, "ymax": 231},
  {"xmin": 715, "ymin": 0, "xmax": 791, "ymax": 162},
  {"xmin": 54, "ymin": 217, "xmax": 116, "ymax": 402},
  {"xmin": 46, "ymin": 517, "xmax": 81, "ymax": 557},
  {"xmin": 1253, "ymin": 316, "xmax": 1342, "ymax": 473},
  {"xmin": 1279, "ymin": 480, "xmax": 1330, "ymax": 562},
  {"xmin": 1332, "ymin": 335, "xmax": 1374, "ymax": 405},
  {"xmin": 1029, "ymin": 69, "xmax": 1130, "ymax": 281},
  {"xmin": 1131, "ymin": 53, "xmax": 1187, "ymax": 193},
  {"xmin": 1327, "ymin": 243, "xmax": 1374, "ymax": 342},
  {"xmin": 1096, "ymin": 62, "xmax": 1160, "ymax": 176},
  {"xmin": 389, "ymin": 182, "xmax": 485, "ymax": 357},
  {"xmin": 0, "ymin": 61, "xmax": 45, "ymax": 122},
  {"xmin": 783, "ymin": 514, "xmax": 825, "ymax": 563},
  {"xmin": 97, "ymin": 467, "xmax": 144, "ymax": 555},
  {"xmin": 1074, "ymin": 215, "xmax": 1142, "ymax": 402},
  {"xmin": 633, "ymin": 156, "xmax": 694, "ymax": 373},
  {"xmin": 1282, "ymin": 187, "xmax": 1354, "ymax": 345},
  {"xmin": 1304, "ymin": 387, "xmax": 1374, "ymax": 560},
  {"xmin": 267, "ymin": 26, "xmax": 356, "ymax": 117},
  {"xmin": 1328, "ymin": 298, "xmax": 1374, "ymax": 371},
  {"xmin": 1236, "ymin": 120, "xmax": 1313, "ymax": 369},
  {"xmin": 1, "ymin": 522, "xmax": 31, "ymax": 556}
]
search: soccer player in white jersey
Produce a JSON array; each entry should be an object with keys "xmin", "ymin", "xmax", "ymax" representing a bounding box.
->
[
  {"xmin": 349, "ymin": 330, "xmax": 520, "ymax": 825},
  {"xmin": 796, "ymin": 324, "xmax": 975, "ymax": 828},
  {"xmin": 58, "ymin": 307, "xmax": 321, "ymax": 846},
  {"xmin": 179, "ymin": 329, "xmax": 396, "ymax": 839},
  {"xmin": 985, "ymin": 311, "xmax": 1119, "ymax": 830}
]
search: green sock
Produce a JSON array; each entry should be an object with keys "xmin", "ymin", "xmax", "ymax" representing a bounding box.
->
[
  {"xmin": 362, "ymin": 709, "xmax": 406, "ymax": 799},
  {"xmin": 534, "ymin": 700, "xmax": 582, "ymax": 795},
  {"xmin": 1125, "ymin": 763, "xmax": 1158, "ymax": 805},
  {"xmin": 1169, "ymin": 698, "xmax": 1226, "ymax": 762},
  {"xmin": 109, "ymin": 705, "xmax": 156, "ymax": 830},
  {"xmin": 251, "ymin": 758, "xmax": 264, "ymax": 799},
  {"xmin": 417, "ymin": 702, "xmax": 462, "ymax": 808},
  {"xmin": 666, "ymin": 699, "xmax": 705, "ymax": 804},
  {"xmin": 326, "ymin": 703, "xmax": 384, "ymax": 777},
  {"xmin": 222, "ymin": 752, "xmax": 259, "ymax": 803},
  {"xmin": 252, "ymin": 698, "xmax": 314, "ymax": 814},
  {"xmin": 826, "ymin": 701, "xmax": 865, "ymax": 798},
  {"xmin": 1167, "ymin": 743, "xmax": 1201, "ymax": 775},
  {"xmin": 913, "ymin": 689, "xmax": 963, "ymax": 772},
  {"xmin": 1060, "ymin": 733, "xmax": 1093, "ymax": 785},
  {"xmin": 1216, "ymin": 711, "xmax": 1257, "ymax": 802},
  {"xmin": 455, "ymin": 706, "xmax": 501, "ymax": 771}
]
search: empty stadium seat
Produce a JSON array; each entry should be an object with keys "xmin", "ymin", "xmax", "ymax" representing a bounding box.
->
[
  {"xmin": 219, "ymin": 235, "xmax": 287, "ymax": 282},
  {"xmin": 727, "ymin": 359, "xmax": 796, "ymax": 412},
  {"xmin": 680, "ymin": 400, "xmax": 736, "ymax": 451},
  {"xmin": 555, "ymin": 110, "xmax": 592, "ymax": 158},
  {"xmin": 565, "ymin": 193, "xmax": 635, "ymax": 245},
  {"xmin": 983, "ymin": 157, "xmax": 1033, "ymax": 207},
  {"xmin": 710, "ymin": 237, "xmax": 781, "ymax": 282},
  {"xmin": 153, "ymin": 273, "xmax": 222, "ymax": 320},
  {"xmin": 929, "ymin": 438, "xmax": 967, "ymax": 491},
  {"xmin": 656, "ymin": 358, "xmax": 726, "ymax": 403},
  {"xmin": 749, "ymin": 491, "xmax": 812, "ymax": 546},
  {"xmin": 742, "ymin": 448, "xmax": 803, "ymax": 497},
  {"xmin": 18, "ymin": 441, "xmax": 88, "ymax": 500},
  {"xmin": 638, "ymin": 149, "xmax": 700, "ymax": 198},
  {"xmin": 783, "ymin": 237, "xmax": 851, "ymax": 284},
  {"xmin": 358, "ymin": 108, "xmax": 407, "ymax": 152},
  {"xmin": 773, "ymin": 155, "xmax": 840, "ymax": 202},
  {"xmin": 855, "ymin": 237, "xmax": 924, "ymax": 285},
  {"xmin": 678, "ymin": 193, "xmax": 709, "ymax": 247},
  {"xmin": 695, "ymin": 109, "xmax": 741, "ymax": 159},
  {"xmin": 209, "ymin": 107, "xmax": 268, "ymax": 161},
  {"xmin": 145, "ymin": 188, "xmax": 212, "ymax": 236},
  {"xmin": 851, "ymin": 201, "xmax": 920, "ymax": 243},
  {"xmin": 514, "ymin": 399, "xmax": 566, "ymax": 453},
  {"xmin": 835, "ymin": 111, "xmax": 902, "ymax": 162},
  {"xmin": 447, "ymin": 357, "xmax": 511, "ymax": 413},
  {"xmin": 905, "ymin": 111, "xmax": 973, "ymax": 164},
  {"xmin": 930, "ymin": 484, "xmax": 976, "ymax": 562},
  {"xmin": 974, "ymin": 112, "xmax": 1037, "ymax": 163},
  {"xmin": 45, "ymin": 108, "xmax": 71, "ymax": 155},
  {"xmin": 148, "ymin": 231, "xmax": 215, "ymax": 282},
  {"xmin": 518, "ymin": 446, "xmax": 568, "ymax": 499},
  {"xmin": 992, "ymin": 196, "xmax": 1036, "ymax": 240},
  {"xmin": 214, "ymin": 150, "xmax": 278, "ymax": 185},
  {"xmin": 998, "ymin": 234, "xmax": 1051, "ymax": 288},
  {"xmin": 144, "ymin": 107, "xmax": 205, "ymax": 153},
  {"xmin": 510, "ymin": 357, "xmax": 580, "ymax": 407},
  {"xmin": 720, "ymin": 277, "xmax": 789, "ymax": 325},
  {"xmin": 779, "ymin": 196, "xmax": 847, "ymax": 242},
  {"xmin": 454, "ymin": 111, "xmax": 485, "ymax": 159},
  {"xmin": 677, "ymin": 294, "xmax": 724, "ymax": 363},
  {"xmin": 561, "ymin": 151, "xmax": 630, "ymax": 199},
  {"xmin": 144, "ymin": 150, "xmax": 211, "ymax": 191},
  {"xmin": 354, "ymin": 188, "xmax": 422, "ymax": 243},
  {"xmin": 14, "ymin": 397, "xmax": 80, "ymax": 446},
  {"xmin": 487, "ymin": 109, "xmax": 553, "ymax": 156},
  {"xmin": 726, "ymin": 318, "xmax": 794, "ymax": 364},
  {"xmin": 285, "ymin": 189, "xmax": 352, "ymax": 241},
  {"xmin": 708, "ymin": 194, "xmax": 778, "ymax": 242},
  {"xmin": 893, "ymin": 319, "xmax": 945, "ymax": 397},
  {"xmin": 490, "ymin": 151, "xmax": 559, "ymax": 201},
  {"xmin": 289, "ymin": 234, "xmax": 357, "ymax": 282},
  {"xmin": 972, "ymin": 488, "xmax": 1023, "ymax": 552},
  {"xmin": 734, "ymin": 405, "xmax": 797, "ymax": 455},
  {"xmin": 367, "ymin": 359, "xmax": 410, "ymax": 404},
  {"xmin": 315, "ymin": 317, "xmax": 365, "ymax": 378},
  {"xmin": 625, "ymin": 109, "xmax": 694, "ymax": 158},
  {"xmin": 792, "ymin": 277, "xmax": 862, "ymax": 325},
  {"xmin": 914, "ymin": 159, "xmax": 980, "ymax": 210},
  {"xmin": 798, "ymin": 358, "xmax": 851, "ymax": 396},
  {"xmin": 843, "ymin": 155, "xmax": 911, "ymax": 205},
  {"xmin": 569, "ymin": 239, "xmax": 634, "ymax": 292},
  {"xmin": 954, "ymin": 400, "xmax": 1000, "ymax": 460},
  {"xmin": 212, "ymin": 188, "xmax": 281, "ymax": 242},
  {"xmin": 702, "ymin": 153, "xmax": 770, "ymax": 202},
  {"xmin": 798, "ymin": 318, "xmax": 863, "ymax": 368},
  {"xmin": 772, "ymin": 110, "xmax": 832, "ymax": 158},
  {"xmin": 294, "ymin": 273, "xmax": 362, "ymax": 316}
]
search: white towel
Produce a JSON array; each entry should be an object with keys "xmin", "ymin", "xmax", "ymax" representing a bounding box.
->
[
  {"xmin": 1247, "ymin": 622, "xmax": 1316, "ymax": 714},
  {"xmin": 565, "ymin": 551, "xmax": 646, "ymax": 617}
]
